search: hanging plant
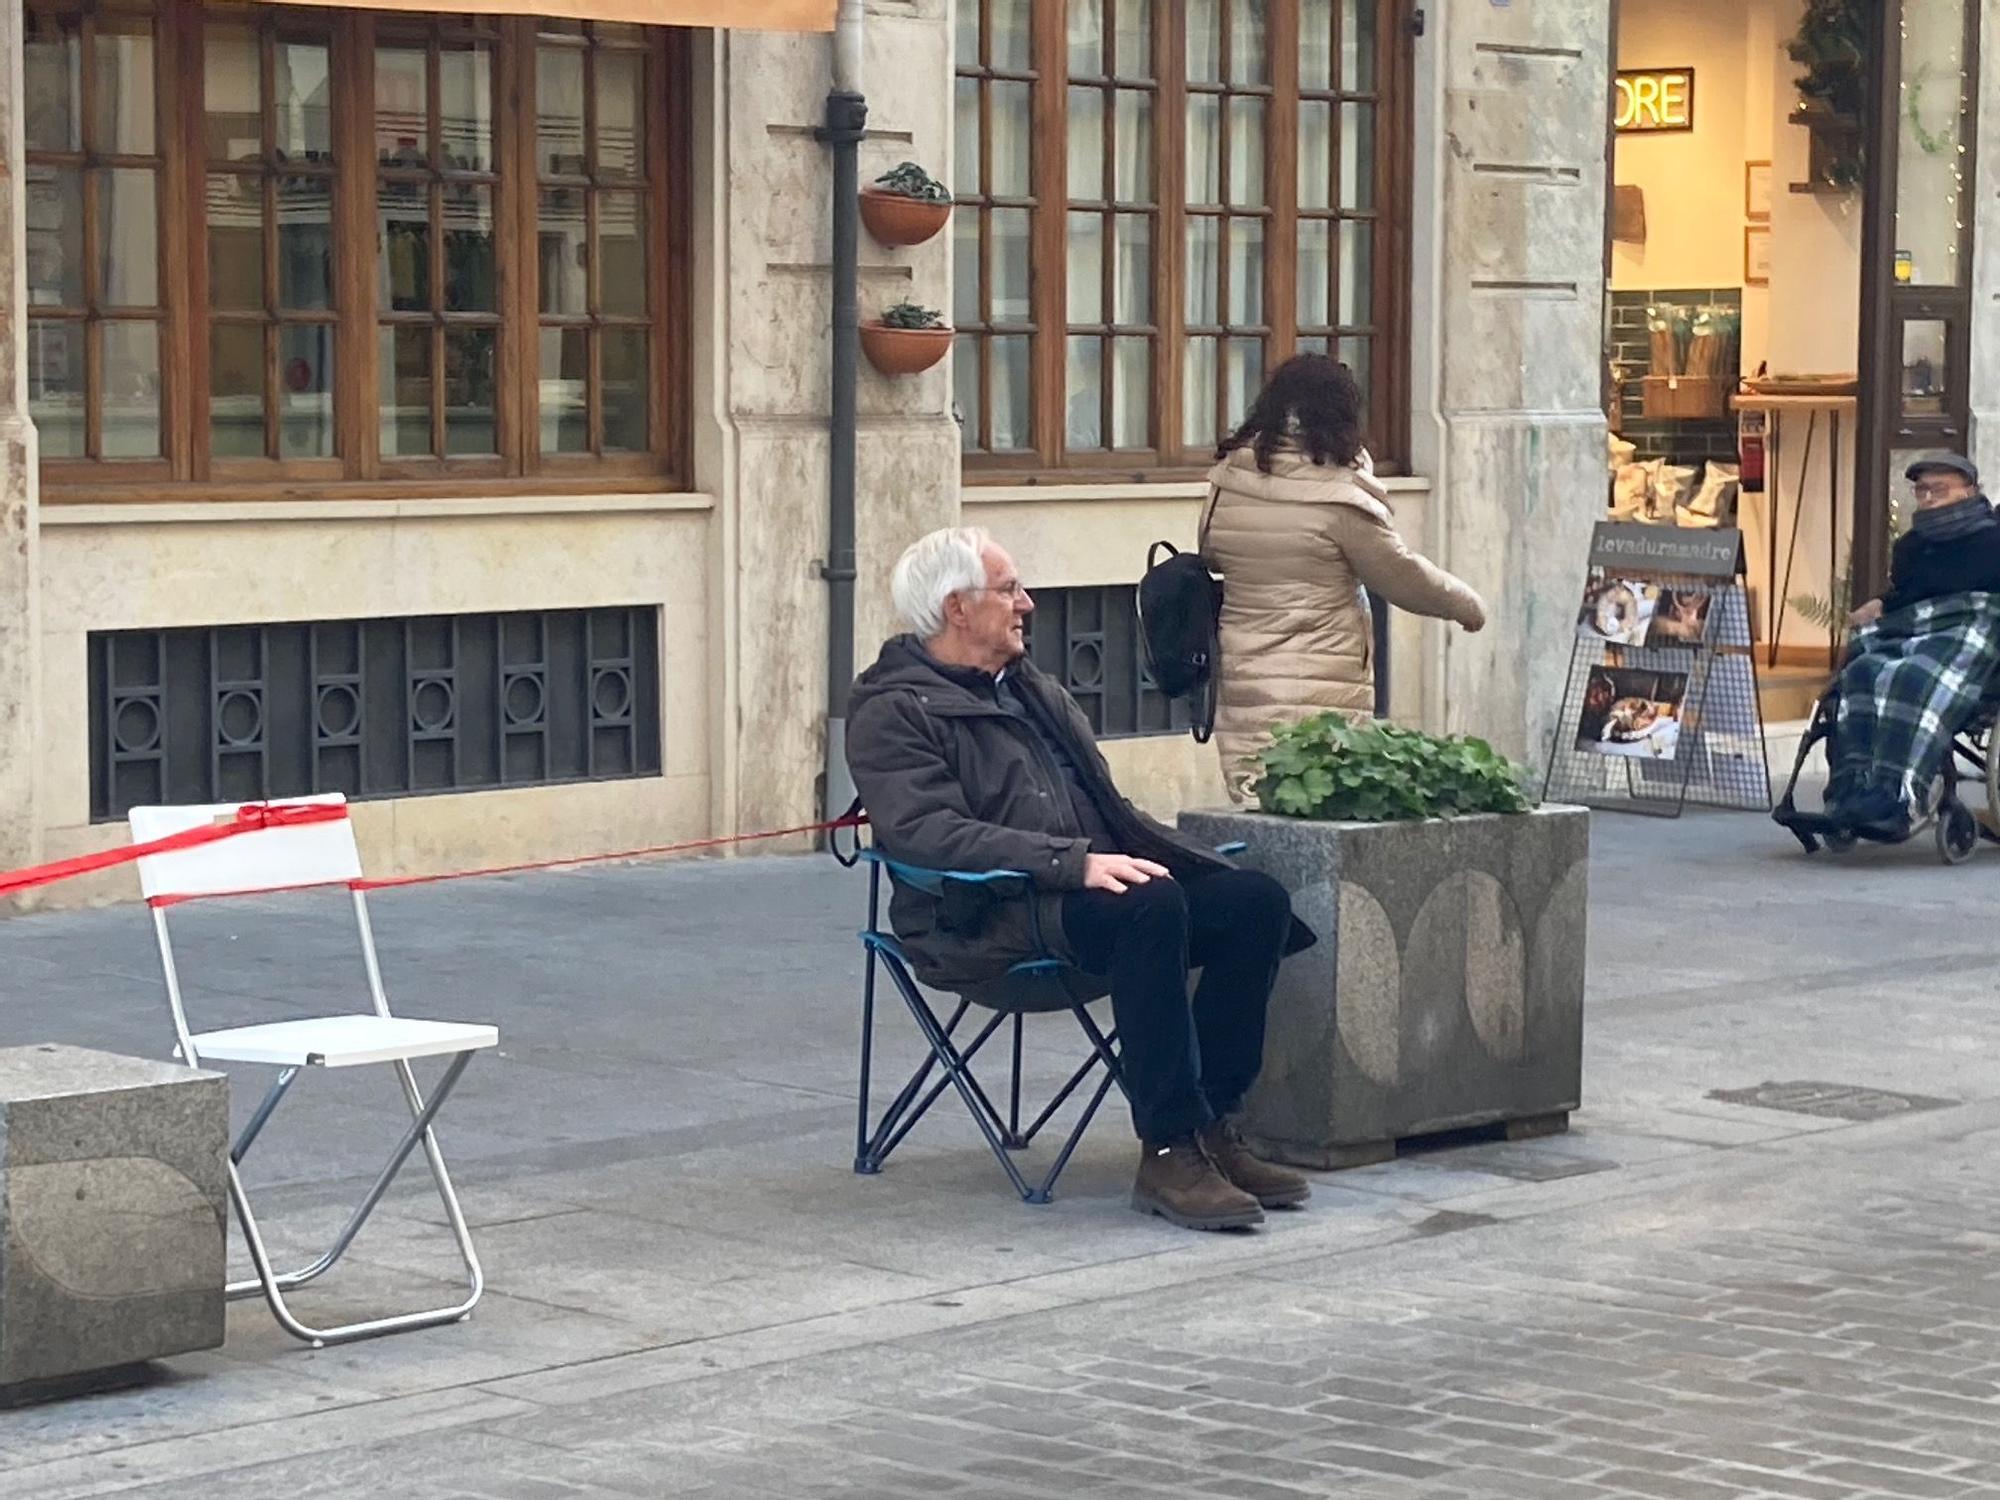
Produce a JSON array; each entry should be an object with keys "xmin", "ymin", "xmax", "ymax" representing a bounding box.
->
[{"xmin": 1786, "ymin": 0, "xmax": 1868, "ymax": 189}]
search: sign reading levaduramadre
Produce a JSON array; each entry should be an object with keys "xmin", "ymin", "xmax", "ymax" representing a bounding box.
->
[{"xmin": 1588, "ymin": 522, "xmax": 1742, "ymax": 579}]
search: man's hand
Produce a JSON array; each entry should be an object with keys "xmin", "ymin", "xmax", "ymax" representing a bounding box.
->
[
  {"xmin": 1083, "ymin": 853, "xmax": 1172, "ymax": 893},
  {"xmin": 1849, "ymin": 597, "xmax": 1884, "ymax": 627}
]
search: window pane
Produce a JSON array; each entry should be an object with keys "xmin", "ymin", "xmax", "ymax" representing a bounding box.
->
[
  {"xmin": 28, "ymin": 322, "xmax": 85, "ymax": 457},
  {"xmin": 953, "ymin": 212, "xmax": 980, "ymax": 325},
  {"xmin": 94, "ymin": 16, "xmax": 156, "ymax": 156},
  {"xmin": 440, "ymin": 45, "xmax": 495, "ymax": 173},
  {"xmin": 445, "ymin": 185, "xmax": 498, "ymax": 313},
  {"xmin": 102, "ymin": 322, "xmax": 161, "ymax": 458},
  {"xmin": 539, "ymin": 327, "xmax": 590, "ymax": 452},
  {"xmin": 991, "ymin": 81, "xmax": 1032, "ymax": 197},
  {"xmin": 1225, "ymin": 337, "xmax": 1263, "ymax": 427},
  {"xmin": 26, "ymin": 167, "xmax": 84, "ymax": 308},
  {"xmin": 538, "ymin": 187, "xmax": 588, "ymax": 315},
  {"xmin": 210, "ymin": 323, "xmax": 265, "ymax": 457},
  {"xmin": 1183, "ymin": 337, "xmax": 1217, "ymax": 444},
  {"xmin": 1894, "ymin": 0, "xmax": 1968, "ymax": 286},
  {"xmin": 953, "ymin": 76, "xmax": 979, "ymax": 198},
  {"xmin": 1227, "ymin": 98, "xmax": 1266, "ymax": 207},
  {"xmin": 1298, "ymin": 100, "xmax": 1332, "ymax": 210},
  {"xmin": 1067, "ymin": 336, "xmax": 1103, "ymax": 449},
  {"xmin": 25, "ymin": 15, "xmax": 81, "ymax": 153},
  {"xmin": 1114, "ymin": 90, "xmax": 1152, "ymax": 202},
  {"xmin": 278, "ymin": 324, "xmax": 334, "ymax": 457},
  {"xmin": 1186, "ymin": 217, "xmax": 1219, "ymax": 326},
  {"xmin": 1341, "ymin": 101, "xmax": 1375, "ymax": 210},
  {"xmin": 380, "ymin": 325, "xmax": 433, "ymax": 456},
  {"xmin": 595, "ymin": 50, "xmax": 643, "ymax": 177},
  {"xmin": 1186, "ymin": 94, "xmax": 1221, "ymax": 204},
  {"xmin": 598, "ymin": 191, "xmax": 646, "ymax": 317},
  {"xmin": 954, "ymin": 335, "xmax": 980, "ymax": 450},
  {"xmin": 1230, "ymin": 0, "xmax": 1270, "ymax": 86},
  {"xmin": 954, "ymin": 0, "xmax": 978, "ymax": 68},
  {"xmin": 1227, "ymin": 218, "xmax": 1264, "ymax": 326},
  {"xmin": 991, "ymin": 335, "xmax": 1032, "ymax": 449},
  {"xmin": 376, "ymin": 46, "xmax": 428, "ymax": 165},
  {"xmin": 205, "ymin": 25, "xmax": 261, "ymax": 162},
  {"xmin": 208, "ymin": 174, "xmax": 263, "ymax": 309},
  {"xmin": 1116, "ymin": 0, "xmax": 1153, "ymax": 78},
  {"xmin": 1069, "ymin": 0, "xmax": 1104, "ymax": 76},
  {"xmin": 1297, "ymin": 334, "xmax": 1329, "ymax": 356},
  {"xmin": 1068, "ymin": 212, "xmax": 1104, "ymax": 324},
  {"xmin": 1339, "ymin": 335, "xmax": 1372, "ymax": 409},
  {"xmin": 1297, "ymin": 219, "xmax": 1330, "ymax": 326},
  {"xmin": 1340, "ymin": 219, "xmax": 1374, "ymax": 326},
  {"xmin": 446, "ymin": 327, "xmax": 499, "ymax": 455},
  {"xmin": 1300, "ymin": 0, "xmax": 1333, "ymax": 89},
  {"xmin": 99, "ymin": 169, "xmax": 158, "ymax": 308},
  {"xmin": 990, "ymin": 0, "xmax": 1032, "ymax": 71},
  {"xmin": 1114, "ymin": 213, "xmax": 1151, "ymax": 323},
  {"xmin": 1113, "ymin": 336, "xmax": 1150, "ymax": 448},
  {"xmin": 537, "ymin": 47, "xmax": 587, "ymax": 176},
  {"xmin": 275, "ymin": 42, "xmax": 332, "ymax": 162},
  {"xmin": 604, "ymin": 329, "xmax": 648, "ymax": 452},
  {"xmin": 277, "ymin": 176, "xmax": 333, "ymax": 311},
  {"xmin": 1902, "ymin": 319, "xmax": 1950, "ymax": 417},
  {"xmin": 990, "ymin": 207, "xmax": 1031, "ymax": 322},
  {"xmin": 380, "ymin": 180, "xmax": 430, "ymax": 310},
  {"xmin": 1068, "ymin": 88, "xmax": 1105, "ymax": 202},
  {"xmin": 1186, "ymin": 0, "xmax": 1221, "ymax": 82},
  {"xmin": 1343, "ymin": 0, "xmax": 1376, "ymax": 91}
]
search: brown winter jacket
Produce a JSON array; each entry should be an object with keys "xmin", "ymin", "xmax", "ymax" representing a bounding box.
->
[
  {"xmin": 1202, "ymin": 445, "xmax": 1486, "ymax": 798},
  {"xmin": 845, "ymin": 636, "xmax": 1313, "ymax": 993}
]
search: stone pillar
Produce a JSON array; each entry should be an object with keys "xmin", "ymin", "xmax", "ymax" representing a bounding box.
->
[
  {"xmin": 0, "ymin": 1, "xmax": 42, "ymax": 872},
  {"xmin": 718, "ymin": 7, "xmax": 957, "ymax": 839},
  {"xmin": 1432, "ymin": 1, "xmax": 1611, "ymax": 771},
  {"xmin": 1969, "ymin": 0, "xmax": 2000, "ymax": 479}
]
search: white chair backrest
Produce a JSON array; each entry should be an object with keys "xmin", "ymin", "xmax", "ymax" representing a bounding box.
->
[{"xmin": 129, "ymin": 794, "xmax": 363, "ymax": 902}]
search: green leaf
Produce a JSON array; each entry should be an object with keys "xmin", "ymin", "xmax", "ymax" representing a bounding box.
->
[{"xmin": 1248, "ymin": 712, "xmax": 1537, "ymax": 824}]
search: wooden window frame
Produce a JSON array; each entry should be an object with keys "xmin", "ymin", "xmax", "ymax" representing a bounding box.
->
[
  {"xmin": 957, "ymin": 0, "xmax": 1413, "ymax": 485},
  {"xmin": 32, "ymin": 0, "xmax": 692, "ymax": 505}
]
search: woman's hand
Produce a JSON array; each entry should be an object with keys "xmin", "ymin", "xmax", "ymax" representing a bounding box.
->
[{"xmin": 1848, "ymin": 598, "xmax": 1884, "ymax": 627}]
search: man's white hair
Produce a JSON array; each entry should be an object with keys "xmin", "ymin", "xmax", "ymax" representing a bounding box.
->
[{"xmin": 891, "ymin": 526, "xmax": 993, "ymax": 639}]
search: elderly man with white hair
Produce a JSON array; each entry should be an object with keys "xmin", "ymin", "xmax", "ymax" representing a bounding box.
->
[{"xmin": 845, "ymin": 526, "xmax": 1317, "ymax": 1231}]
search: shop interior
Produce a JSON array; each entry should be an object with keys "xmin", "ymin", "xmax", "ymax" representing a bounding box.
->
[{"xmin": 1604, "ymin": 0, "xmax": 1964, "ymax": 723}]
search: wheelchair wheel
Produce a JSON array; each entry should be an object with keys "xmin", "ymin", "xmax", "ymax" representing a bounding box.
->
[
  {"xmin": 1937, "ymin": 800, "xmax": 1979, "ymax": 864},
  {"xmin": 1985, "ymin": 724, "xmax": 2000, "ymax": 836}
]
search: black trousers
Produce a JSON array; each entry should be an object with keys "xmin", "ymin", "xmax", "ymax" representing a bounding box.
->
[{"xmin": 1061, "ymin": 869, "xmax": 1294, "ymax": 1143}]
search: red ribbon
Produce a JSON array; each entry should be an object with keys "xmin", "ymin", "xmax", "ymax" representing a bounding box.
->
[{"xmin": 0, "ymin": 802, "xmax": 350, "ymax": 899}]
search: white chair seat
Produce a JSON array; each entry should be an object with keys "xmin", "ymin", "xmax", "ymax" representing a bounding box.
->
[{"xmin": 189, "ymin": 1015, "xmax": 499, "ymax": 1069}]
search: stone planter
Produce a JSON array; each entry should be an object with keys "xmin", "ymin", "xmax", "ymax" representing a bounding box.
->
[{"xmin": 1179, "ymin": 805, "xmax": 1588, "ymax": 1169}]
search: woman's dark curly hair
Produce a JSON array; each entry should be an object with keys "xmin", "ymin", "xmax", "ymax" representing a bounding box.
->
[{"xmin": 1215, "ymin": 353, "xmax": 1366, "ymax": 473}]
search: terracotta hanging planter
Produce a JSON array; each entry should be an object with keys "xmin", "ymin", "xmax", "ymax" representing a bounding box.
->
[
  {"xmin": 860, "ymin": 186, "xmax": 952, "ymax": 247},
  {"xmin": 861, "ymin": 320, "xmax": 954, "ymax": 377}
]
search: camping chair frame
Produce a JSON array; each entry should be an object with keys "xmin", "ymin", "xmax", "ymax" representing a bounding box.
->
[
  {"xmin": 133, "ymin": 797, "xmax": 497, "ymax": 1348},
  {"xmin": 853, "ymin": 850, "xmax": 1121, "ymax": 1204}
]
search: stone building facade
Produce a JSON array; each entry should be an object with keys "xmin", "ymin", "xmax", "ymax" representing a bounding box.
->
[{"xmin": 1, "ymin": 0, "xmax": 1985, "ymax": 905}]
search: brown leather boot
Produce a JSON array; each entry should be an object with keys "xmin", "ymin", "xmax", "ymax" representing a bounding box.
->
[
  {"xmin": 1198, "ymin": 1118, "xmax": 1312, "ymax": 1209},
  {"xmin": 1131, "ymin": 1138, "xmax": 1265, "ymax": 1230}
]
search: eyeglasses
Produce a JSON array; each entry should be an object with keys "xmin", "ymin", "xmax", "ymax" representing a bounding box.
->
[
  {"xmin": 1914, "ymin": 479, "xmax": 1969, "ymax": 500},
  {"xmin": 968, "ymin": 581, "xmax": 1030, "ymax": 601}
]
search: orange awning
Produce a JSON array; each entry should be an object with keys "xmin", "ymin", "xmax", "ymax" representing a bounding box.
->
[{"xmin": 259, "ymin": 0, "xmax": 835, "ymax": 29}]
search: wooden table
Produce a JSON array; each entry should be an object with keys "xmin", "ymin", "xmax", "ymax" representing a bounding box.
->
[{"xmin": 1731, "ymin": 392, "xmax": 1858, "ymax": 666}]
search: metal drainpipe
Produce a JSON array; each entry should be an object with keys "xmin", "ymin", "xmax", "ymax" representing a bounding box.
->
[{"xmin": 818, "ymin": 0, "xmax": 867, "ymax": 825}]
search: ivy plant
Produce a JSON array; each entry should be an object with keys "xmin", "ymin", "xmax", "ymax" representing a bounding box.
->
[
  {"xmin": 880, "ymin": 300, "xmax": 948, "ymax": 330},
  {"xmin": 1250, "ymin": 714, "xmax": 1533, "ymax": 823},
  {"xmin": 873, "ymin": 161, "xmax": 953, "ymax": 203}
]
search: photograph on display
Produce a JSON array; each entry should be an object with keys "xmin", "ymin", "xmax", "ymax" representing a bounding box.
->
[
  {"xmin": 1646, "ymin": 587, "xmax": 1714, "ymax": 647},
  {"xmin": 1576, "ymin": 666, "xmax": 1688, "ymax": 761},
  {"xmin": 1578, "ymin": 578, "xmax": 1661, "ymax": 646}
]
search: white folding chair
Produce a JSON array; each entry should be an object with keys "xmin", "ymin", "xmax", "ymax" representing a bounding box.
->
[{"xmin": 130, "ymin": 794, "xmax": 499, "ymax": 1348}]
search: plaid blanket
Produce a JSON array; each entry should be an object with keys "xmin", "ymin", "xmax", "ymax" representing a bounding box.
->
[{"xmin": 1831, "ymin": 591, "xmax": 2000, "ymax": 811}]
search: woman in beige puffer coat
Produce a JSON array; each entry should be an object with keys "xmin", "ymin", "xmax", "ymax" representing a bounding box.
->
[{"xmin": 1203, "ymin": 355, "xmax": 1487, "ymax": 799}]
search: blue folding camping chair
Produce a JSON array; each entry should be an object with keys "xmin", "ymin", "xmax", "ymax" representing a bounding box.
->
[{"xmin": 840, "ymin": 829, "xmax": 1245, "ymax": 1205}]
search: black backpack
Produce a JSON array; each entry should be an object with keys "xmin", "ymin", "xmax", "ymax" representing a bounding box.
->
[{"xmin": 1137, "ymin": 489, "xmax": 1224, "ymax": 744}]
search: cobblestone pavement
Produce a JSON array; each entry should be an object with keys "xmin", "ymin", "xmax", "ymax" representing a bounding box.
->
[{"xmin": 2, "ymin": 804, "xmax": 1999, "ymax": 1498}]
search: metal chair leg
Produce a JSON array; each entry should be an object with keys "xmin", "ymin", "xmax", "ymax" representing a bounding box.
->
[{"xmin": 228, "ymin": 1051, "xmax": 485, "ymax": 1347}]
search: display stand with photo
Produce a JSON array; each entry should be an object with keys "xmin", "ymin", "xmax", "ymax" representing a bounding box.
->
[{"xmin": 1543, "ymin": 523, "xmax": 1772, "ymax": 817}]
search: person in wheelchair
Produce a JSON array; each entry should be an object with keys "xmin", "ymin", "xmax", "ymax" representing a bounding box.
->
[
  {"xmin": 846, "ymin": 527, "xmax": 1317, "ymax": 1232},
  {"xmin": 1829, "ymin": 454, "xmax": 2000, "ymax": 840}
]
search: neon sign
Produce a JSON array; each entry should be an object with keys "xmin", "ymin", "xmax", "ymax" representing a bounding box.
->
[{"xmin": 1616, "ymin": 69, "xmax": 1695, "ymax": 134}]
